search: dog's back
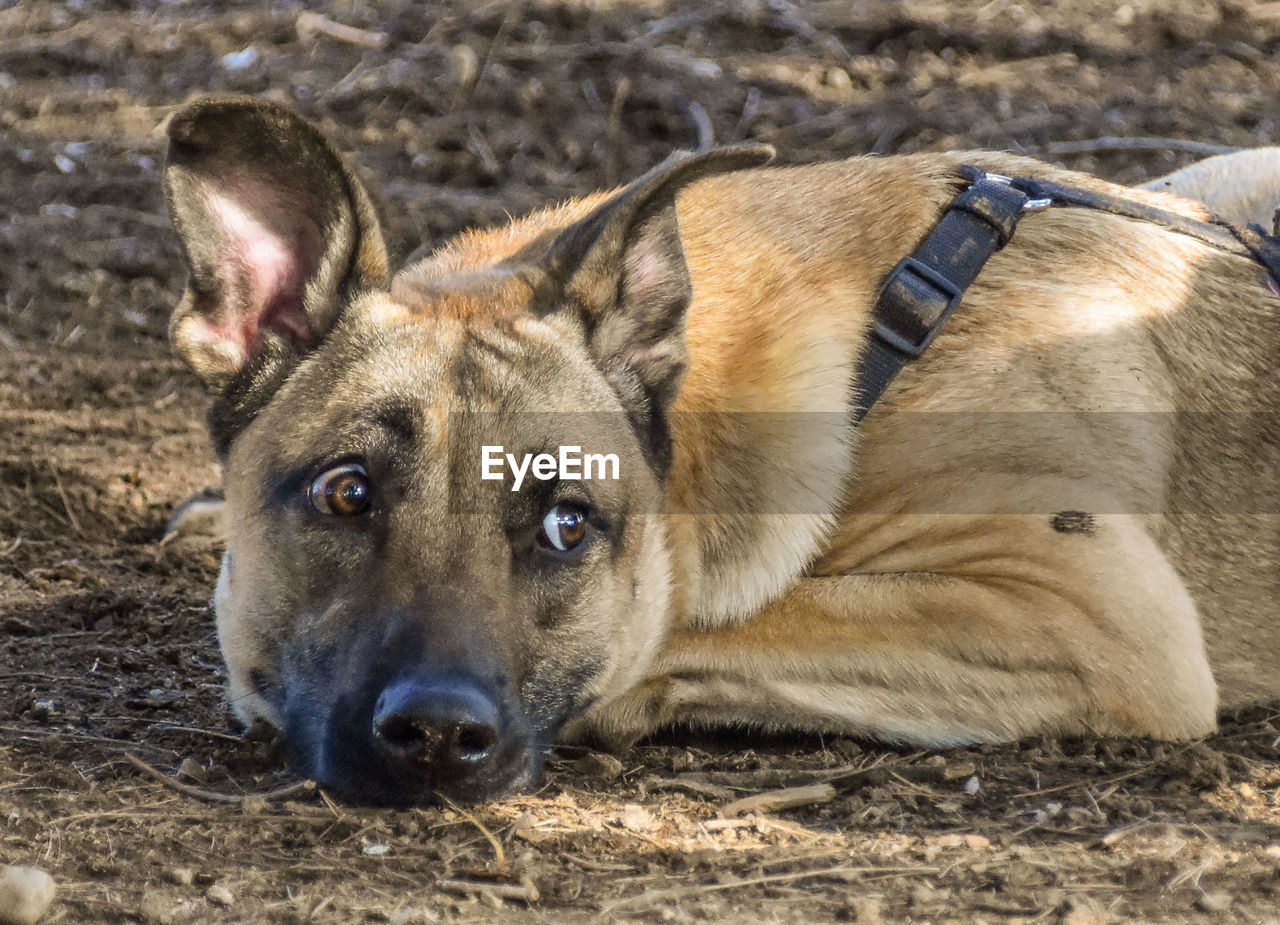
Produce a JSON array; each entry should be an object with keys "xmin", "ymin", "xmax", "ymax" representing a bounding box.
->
[{"xmin": 666, "ymin": 151, "xmax": 1280, "ymax": 711}]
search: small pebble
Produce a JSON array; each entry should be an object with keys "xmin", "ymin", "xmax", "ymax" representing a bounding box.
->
[
  {"xmin": 826, "ymin": 66, "xmax": 853, "ymax": 92},
  {"xmin": 941, "ymin": 760, "xmax": 976, "ymax": 781},
  {"xmin": 1195, "ymin": 891, "xmax": 1232, "ymax": 914},
  {"xmin": 842, "ymin": 896, "xmax": 883, "ymax": 923},
  {"xmin": 37, "ymin": 204, "xmax": 76, "ymax": 219},
  {"xmin": 962, "ymin": 775, "xmax": 981, "ymax": 795},
  {"xmin": 1058, "ymin": 894, "xmax": 1107, "ymax": 925},
  {"xmin": 175, "ymin": 758, "xmax": 205, "ymax": 782},
  {"xmin": 137, "ymin": 891, "xmax": 176, "ymax": 925},
  {"xmin": 617, "ymin": 803, "xmax": 654, "ymax": 833},
  {"xmin": 220, "ymin": 47, "xmax": 258, "ymax": 71},
  {"xmin": 449, "ymin": 44, "xmax": 478, "ymax": 86},
  {"xmin": 165, "ymin": 868, "xmax": 194, "ymax": 887},
  {"xmin": 0, "ymin": 865, "xmax": 56, "ymax": 925},
  {"xmin": 204, "ymin": 884, "xmax": 234, "ymax": 907},
  {"xmin": 389, "ymin": 909, "xmax": 439, "ymax": 924},
  {"xmin": 907, "ymin": 883, "xmax": 937, "ymax": 909}
]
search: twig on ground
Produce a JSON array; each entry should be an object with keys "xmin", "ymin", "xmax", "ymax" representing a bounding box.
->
[
  {"xmin": 0, "ymin": 726, "xmax": 177, "ymax": 758},
  {"xmin": 50, "ymin": 467, "xmax": 85, "ymax": 538},
  {"xmin": 296, "ymin": 11, "xmax": 388, "ymax": 49},
  {"xmin": 643, "ymin": 775, "xmax": 734, "ymax": 801},
  {"xmin": 142, "ymin": 722, "xmax": 247, "ymax": 744},
  {"xmin": 682, "ymin": 100, "xmax": 714, "ymax": 151},
  {"xmin": 123, "ymin": 752, "xmax": 314, "ymax": 805},
  {"xmin": 733, "ymin": 85, "xmax": 761, "ymax": 142},
  {"xmin": 563, "ymin": 853, "xmax": 636, "ymax": 873},
  {"xmin": 719, "ymin": 782, "xmax": 836, "ymax": 817},
  {"xmin": 467, "ymin": 8, "xmax": 514, "ymax": 100},
  {"xmin": 605, "ymin": 75, "xmax": 632, "ymax": 186},
  {"xmin": 436, "ymin": 878, "xmax": 539, "ymax": 903},
  {"xmin": 438, "ymin": 794, "xmax": 507, "ymax": 871},
  {"xmin": 766, "ymin": 0, "xmax": 851, "ymax": 60},
  {"xmin": 1099, "ymin": 820, "xmax": 1160, "ymax": 847}
]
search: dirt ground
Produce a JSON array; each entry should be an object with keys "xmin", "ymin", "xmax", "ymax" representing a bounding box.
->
[{"xmin": 3, "ymin": 0, "xmax": 1280, "ymax": 921}]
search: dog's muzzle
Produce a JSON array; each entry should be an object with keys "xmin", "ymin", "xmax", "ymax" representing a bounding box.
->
[{"xmin": 277, "ymin": 601, "xmax": 538, "ymax": 805}]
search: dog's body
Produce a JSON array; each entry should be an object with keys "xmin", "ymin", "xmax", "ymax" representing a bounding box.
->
[{"xmin": 163, "ymin": 98, "xmax": 1280, "ymax": 803}]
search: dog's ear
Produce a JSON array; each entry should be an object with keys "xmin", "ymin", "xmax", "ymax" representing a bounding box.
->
[
  {"xmin": 539, "ymin": 144, "xmax": 774, "ymax": 465},
  {"xmin": 164, "ymin": 97, "xmax": 389, "ymax": 389}
]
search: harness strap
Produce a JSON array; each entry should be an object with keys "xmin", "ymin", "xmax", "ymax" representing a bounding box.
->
[
  {"xmin": 852, "ymin": 173, "xmax": 1036, "ymax": 421},
  {"xmin": 854, "ymin": 165, "xmax": 1280, "ymax": 423},
  {"xmin": 1002, "ymin": 170, "xmax": 1280, "ymax": 280}
]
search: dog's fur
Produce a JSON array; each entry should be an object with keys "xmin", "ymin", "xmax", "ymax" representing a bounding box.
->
[{"xmin": 163, "ymin": 96, "xmax": 1280, "ymax": 803}]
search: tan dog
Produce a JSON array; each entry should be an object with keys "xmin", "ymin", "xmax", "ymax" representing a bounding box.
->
[{"xmin": 163, "ymin": 96, "xmax": 1280, "ymax": 804}]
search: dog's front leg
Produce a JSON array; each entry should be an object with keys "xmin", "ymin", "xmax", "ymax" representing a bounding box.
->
[{"xmin": 586, "ymin": 513, "xmax": 1217, "ymax": 749}]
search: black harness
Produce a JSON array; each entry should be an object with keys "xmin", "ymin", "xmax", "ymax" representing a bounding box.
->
[{"xmin": 853, "ymin": 166, "xmax": 1280, "ymax": 421}]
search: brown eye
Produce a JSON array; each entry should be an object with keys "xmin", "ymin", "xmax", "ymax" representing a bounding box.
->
[
  {"xmin": 537, "ymin": 503, "xmax": 589, "ymax": 552},
  {"xmin": 310, "ymin": 463, "xmax": 372, "ymax": 516}
]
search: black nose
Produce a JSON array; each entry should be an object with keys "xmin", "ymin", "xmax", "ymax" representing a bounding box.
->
[{"xmin": 372, "ymin": 679, "xmax": 501, "ymax": 774}]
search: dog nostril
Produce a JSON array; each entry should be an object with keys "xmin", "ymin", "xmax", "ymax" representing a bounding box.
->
[
  {"xmin": 371, "ymin": 680, "xmax": 502, "ymax": 769},
  {"xmin": 376, "ymin": 715, "xmax": 440, "ymax": 754},
  {"xmin": 455, "ymin": 722, "xmax": 497, "ymax": 758}
]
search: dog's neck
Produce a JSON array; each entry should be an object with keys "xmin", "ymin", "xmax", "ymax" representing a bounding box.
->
[{"xmin": 658, "ymin": 160, "xmax": 959, "ymax": 626}]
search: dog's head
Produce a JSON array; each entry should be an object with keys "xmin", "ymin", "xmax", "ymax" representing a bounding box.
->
[{"xmin": 163, "ymin": 97, "xmax": 771, "ymax": 804}]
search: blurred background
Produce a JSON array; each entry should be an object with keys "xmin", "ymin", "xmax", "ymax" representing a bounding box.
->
[{"xmin": 4, "ymin": 0, "xmax": 1278, "ymax": 355}]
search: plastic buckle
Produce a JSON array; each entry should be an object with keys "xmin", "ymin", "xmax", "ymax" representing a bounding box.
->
[{"xmin": 872, "ymin": 257, "xmax": 964, "ymax": 357}]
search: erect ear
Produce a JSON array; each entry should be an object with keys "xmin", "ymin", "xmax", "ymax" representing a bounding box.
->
[
  {"xmin": 164, "ymin": 97, "xmax": 389, "ymax": 389},
  {"xmin": 540, "ymin": 144, "xmax": 774, "ymax": 470}
]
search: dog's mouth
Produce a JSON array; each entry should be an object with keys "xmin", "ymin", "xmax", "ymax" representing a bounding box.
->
[
  {"xmin": 290, "ymin": 733, "xmax": 545, "ymax": 808},
  {"xmin": 233, "ymin": 589, "xmax": 610, "ymax": 805},
  {"xmin": 273, "ymin": 669, "xmax": 546, "ymax": 806}
]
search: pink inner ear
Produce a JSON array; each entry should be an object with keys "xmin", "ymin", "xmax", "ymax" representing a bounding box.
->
[
  {"xmin": 624, "ymin": 234, "xmax": 678, "ymax": 310},
  {"xmin": 202, "ymin": 189, "xmax": 314, "ymax": 357}
]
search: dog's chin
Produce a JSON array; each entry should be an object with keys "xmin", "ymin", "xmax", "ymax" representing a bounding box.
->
[
  {"xmin": 336, "ymin": 766, "xmax": 540, "ymax": 808},
  {"xmin": 296, "ymin": 741, "xmax": 545, "ymax": 807},
  {"xmin": 225, "ymin": 673, "xmax": 284, "ymax": 733}
]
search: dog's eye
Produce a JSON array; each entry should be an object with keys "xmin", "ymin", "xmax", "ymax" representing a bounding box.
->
[
  {"xmin": 537, "ymin": 503, "xmax": 589, "ymax": 552},
  {"xmin": 310, "ymin": 463, "xmax": 372, "ymax": 517}
]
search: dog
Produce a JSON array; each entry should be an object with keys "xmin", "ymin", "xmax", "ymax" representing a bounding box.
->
[{"xmin": 162, "ymin": 96, "xmax": 1280, "ymax": 804}]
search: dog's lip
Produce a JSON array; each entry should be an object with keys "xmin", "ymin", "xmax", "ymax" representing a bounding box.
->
[{"xmin": 302, "ymin": 737, "xmax": 544, "ymax": 807}]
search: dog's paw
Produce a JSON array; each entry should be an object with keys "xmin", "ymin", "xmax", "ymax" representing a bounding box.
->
[
  {"xmin": 162, "ymin": 488, "xmax": 226, "ymax": 548},
  {"xmin": 566, "ymin": 676, "xmax": 675, "ymax": 751}
]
